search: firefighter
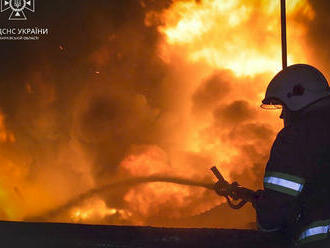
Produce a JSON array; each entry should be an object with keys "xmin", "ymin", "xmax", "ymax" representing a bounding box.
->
[{"xmin": 256, "ymin": 64, "xmax": 330, "ymax": 247}]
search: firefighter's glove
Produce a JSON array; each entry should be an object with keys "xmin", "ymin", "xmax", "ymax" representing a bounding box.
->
[{"xmin": 214, "ymin": 181, "xmax": 231, "ymax": 197}]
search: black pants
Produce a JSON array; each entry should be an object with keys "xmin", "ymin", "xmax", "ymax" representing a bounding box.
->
[{"xmin": 298, "ymin": 237, "xmax": 330, "ymax": 248}]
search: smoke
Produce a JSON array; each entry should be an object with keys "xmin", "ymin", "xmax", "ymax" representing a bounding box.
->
[
  {"xmin": 192, "ymin": 71, "xmax": 231, "ymax": 112},
  {"xmin": 0, "ymin": 0, "xmax": 328, "ymax": 229},
  {"xmin": 0, "ymin": 0, "xmax": 276, "ymax": 226},
  {"xmin": 0, "ymin": 0, "xmax": 172, "ymax": 221},
  {"xmin": 213, "ymin": 101, "xmax": 256, "ymax": 126},
  {"xmin": 304, "ymin": 0, "xmax": 330, "ymax": 79}
]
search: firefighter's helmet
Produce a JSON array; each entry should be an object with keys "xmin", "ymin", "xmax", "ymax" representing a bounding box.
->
[{"xmin": 261, "ymin": 64, "xmax": 330, "ymax": 111}]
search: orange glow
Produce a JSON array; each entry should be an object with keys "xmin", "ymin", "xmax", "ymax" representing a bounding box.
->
[
  {"xmin": 71, "ymin": 197, "xmax": 131, "ymax": 223},
  {"xmin": 120, "ymin": 145, "xmax": 170, "ymax": 176},
  {"xmin": 0, "ymin": 114, "xmax": 15, "ymax": 143},
  {"xmin": 106, "ymin": 0, "xmax": 314, "ymax": 226},
  {"xmin": 150, "ymin": 0, "xmax": 314, "ymax": 76},
  {"xmin": 120, "ymin": 145, "xmax": 223, "ymax": 222},
  {"xmin": 0, "ymin": 0, "xmax": 319, "ymax": 228}
]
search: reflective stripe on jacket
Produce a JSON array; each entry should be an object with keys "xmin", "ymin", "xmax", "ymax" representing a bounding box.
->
[
  {"xmin": 255, "ymin": 105, "xmax": 330, "ymax": 247},
  {"xmin": 297, "ymin": 219, "xmax": 330, "ymax": 245}
]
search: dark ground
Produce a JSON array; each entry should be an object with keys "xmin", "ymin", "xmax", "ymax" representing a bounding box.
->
[{"xmin": 0, "ymin": 221, "xmax": 291, "ymax": 248}]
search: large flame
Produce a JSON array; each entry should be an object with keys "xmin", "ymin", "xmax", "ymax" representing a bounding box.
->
[
  {"xmin": 117, "ymin": 0, "xmax": 314, "ymax": 226},
  {"xmin": 0, "ymin": 0, "xmax": 320, "ymax": 228},
  {"xmin": 148, "ymin": 0, "xmax": 314, "ymax": 76}
]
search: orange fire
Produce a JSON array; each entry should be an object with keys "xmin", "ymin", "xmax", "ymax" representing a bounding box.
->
[
  {"xmin": 148, "ymin": 0, "xmax": 314, "ymax": 76},
  {"xmin": 43, "ymin": 0, "xmax": 315, "ymax": 226},
  {"xmin": 71, "ymin": 197, "xmax": 131, "ymax": 224},
  {"xmin": 117, "ymin": 0, "xmax": 315, "ymax": 226},
  {"xmin": 0, "ymin": 113, "xmax": 15, "ymax": 143},
  {"xmin": 0, "ymin": 0, "xmax": 319, "ymax": 229}
]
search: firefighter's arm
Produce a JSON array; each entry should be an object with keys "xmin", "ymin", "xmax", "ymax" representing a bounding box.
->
[
  {"xmin": 254, "ymin": 189, "xmax": 301, "ymax": 231},
  {"xmin": 255, "ymin": 125, "xmax": 306, "ymax": 231}
]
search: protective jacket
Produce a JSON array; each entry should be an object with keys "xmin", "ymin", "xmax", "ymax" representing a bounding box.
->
[{"xmin": 255, "ymin": 101, "xmax": 330, "ymax": 247}]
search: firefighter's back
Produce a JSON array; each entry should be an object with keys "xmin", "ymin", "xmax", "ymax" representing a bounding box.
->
[{"xmin": 295, "ymin": 103, "xmax": 330, "ymax": 247}]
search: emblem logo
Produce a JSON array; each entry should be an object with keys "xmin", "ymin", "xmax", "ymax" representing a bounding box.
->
[{"xmin": 1, "ymin": 0, "xmax": 35, "ymax": 20}]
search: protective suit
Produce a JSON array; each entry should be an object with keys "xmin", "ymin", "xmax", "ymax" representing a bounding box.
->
[
  {"xmin": 256, "ymin": 99, "xmax": 330, "ymax": 247},
  {"xmin": 256, "ymin": 64, "xmax": 330, "ymax": 247}
]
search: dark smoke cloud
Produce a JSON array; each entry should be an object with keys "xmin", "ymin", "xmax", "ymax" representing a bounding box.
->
[
  {"xmin": 190, "ymin": 70, "xmax": 276, "ymax": 191},
  {"xmin": 0, "ymin": 0, "xmax": 227, "ymax": 227},
  {"xmin": 0, "ymin": 0, "xmax": 174, "ymax": 221},
  {"xmin": 75, "ymin": 89, "xmax": 160, "ymax": 176},
  {"xmin": 229, "ymin": 123, "xmax": 275, "ymax": 185},
  {"xmin": 192, "ymin": 71, "xmax": 231, "ymax": 112},
  {"xmin": 303, "ymin": 0, "xmax": 330, "ymax": 79},
  {"xmin": 213, "ymin": 101, "xmax": 256, "ymax": 127},
  {"xmin": 1, "ymin": 1, "xmax": 167, "ymax": 159}
]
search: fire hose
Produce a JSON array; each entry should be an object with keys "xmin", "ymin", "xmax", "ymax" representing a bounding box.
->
[{"xmin": 27, "ymin": 166, "xmax": 256, "ymax": 221}]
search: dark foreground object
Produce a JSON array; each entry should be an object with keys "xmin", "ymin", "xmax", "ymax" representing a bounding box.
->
[{"xmin": 0, "ymin": 221, "xmax": 291, "ymax": 248}]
